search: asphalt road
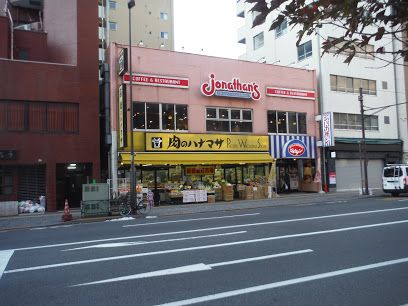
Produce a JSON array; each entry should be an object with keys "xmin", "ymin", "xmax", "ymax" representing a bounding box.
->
[{"xmin": 1, "ymin": 195, "xmax": 408, "ymax": 306}]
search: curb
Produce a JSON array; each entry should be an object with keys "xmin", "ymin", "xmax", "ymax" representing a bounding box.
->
[{"xmin": 0, "ymin": 192, "xmax": 385, "ymax": 232}]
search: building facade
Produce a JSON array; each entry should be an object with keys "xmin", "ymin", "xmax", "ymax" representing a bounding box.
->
[
  {"xmin": 236, "ymin": 0, "xmax": 407, "ymax": 191},
  {"xmin": 0, "ymin": 0, "xmax": 100, "ymax": 211},
  {"xmin": 98, "ymin": 0, "xmax": 174, "ymax": 64},
  {"xmin": 107, "ymin": 44, "xmax": 321, "ymax": 204}
]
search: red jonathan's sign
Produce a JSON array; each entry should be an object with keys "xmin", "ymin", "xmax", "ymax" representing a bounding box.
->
[
  {"xmin": 123, "ymin": 73, "xmax": 189, "ymax": 89},
  {"xmin": 266, "ymin": 87, "xmax": 315, "ymax": 100}
]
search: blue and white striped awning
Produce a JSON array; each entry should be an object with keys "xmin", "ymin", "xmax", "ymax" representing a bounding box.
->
[{"xmin": 269, "ymin": 135, "xmax": 317, "ymax": 159}]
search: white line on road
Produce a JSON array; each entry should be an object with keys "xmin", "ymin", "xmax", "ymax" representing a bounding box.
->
[
  {"xmin": 62, "ymin": 231, "xmax": 247, "ymax": 251},
  {"xmin": 0, "ymin": 250, "xmax": 14, "ymax": 279},
  {"xmin": 72, "ymin": 249, "xmax": 313, "ymax": 287},
  {"xmin": 5, "ymin": 219, "xmax": 408, "ymax": 274},
  {"xmin": 156, "ymin": 257, "xmax": 408, "ymax": 306},
  {"xmin": 5, "ymin": 206, "xmax": 408, "ymax": 253},
  {"xmin": 123, "ymin": 213, "xmax": 260, "ymax": 227}
]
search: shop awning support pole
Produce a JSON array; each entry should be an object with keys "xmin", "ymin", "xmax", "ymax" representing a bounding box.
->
[{"xmin": 128, "ymin": 0, "xmax": 136, "ymax": 206}]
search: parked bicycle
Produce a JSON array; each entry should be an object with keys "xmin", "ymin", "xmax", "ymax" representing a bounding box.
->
[{"xmin": 118, "ymin": 191, "xmax": 153, "ymax": 216}]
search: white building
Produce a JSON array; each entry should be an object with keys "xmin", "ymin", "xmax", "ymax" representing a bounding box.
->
[{"xmin": 236, "ymin": 0, "xmax": 407, "ymax": 191}]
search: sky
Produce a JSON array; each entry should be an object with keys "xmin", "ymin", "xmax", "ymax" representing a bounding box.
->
[{"xmin": 173, "ymin": 0, "xmax": 246, "ymax": 59}]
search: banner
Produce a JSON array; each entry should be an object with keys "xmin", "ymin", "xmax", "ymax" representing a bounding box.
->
[
  {"xmin": 146, "ymin": 133, "xmax": 269, "ymax": 152},
  {"xmin": 118, "ymin": 84, "xmax": 127, "ymax": 148},
  {"xmin": 322, "ymin": 112, "xmax": 334, "ymax": 147}
]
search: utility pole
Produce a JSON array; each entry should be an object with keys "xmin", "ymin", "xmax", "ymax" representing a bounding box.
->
[{"xmin": 359, "ymin": 87, "xmax": 369, "ymax": 195}]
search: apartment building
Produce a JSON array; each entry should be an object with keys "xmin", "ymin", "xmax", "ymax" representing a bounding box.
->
[
  {"xmin": 236, "ymin": 0, "xmax": 407, "ymax": 192},
  {"xmin": 0, "ymin": 0, "xmax": 100, "ymax": 211},
  {"xmin": 98, "ymin": 0, "xmax": 174, "ymax": 64}
]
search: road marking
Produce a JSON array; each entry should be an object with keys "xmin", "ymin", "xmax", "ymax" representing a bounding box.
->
[
  {"xmin": 157, "ymin": 256, "xmax": 408, "ymax": 306},
  {"xmin": 0, "ymin": 250, "xmax": 14, "ymax": 279},
  {"xmin": 72, "ymin": 249, "xmax": 313, "ymax": 287},
  {"xmin": 5, "ymin": 219, "xmax": 408, "ymax": 274},
  {"xmin": 123, "ymin": 213, "xmax": 261, "ymax": 227},
  {"xmin": 62, "ymin": 231, "xmax": 247, "ymax": 251},
  {"xmin": 6, "ymin": 206, "xmax": 408, "ymax": 252},
  {"xmin": 398, "ymin": 199, "xmax": 408, "ymax": 202}
]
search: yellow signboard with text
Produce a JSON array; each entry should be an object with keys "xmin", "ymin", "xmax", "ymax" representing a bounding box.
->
[{"xmin": 146, "ymin": 132, "xmax": 269, "ymax": 152}]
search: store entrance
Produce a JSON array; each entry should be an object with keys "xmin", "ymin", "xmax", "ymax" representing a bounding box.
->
[{"xmin": 276, "ymin": 160, "xmax": 299, "ymax": 193}]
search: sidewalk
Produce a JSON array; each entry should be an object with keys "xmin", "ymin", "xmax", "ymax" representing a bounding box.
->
[{"xmin": 0, "ymin": 190, "xmax": 383, "ymax": 232}]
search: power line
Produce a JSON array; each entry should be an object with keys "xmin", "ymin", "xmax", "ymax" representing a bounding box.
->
[{"xmin": 364, "ymin": 101, "xmax": 408, "ymax": 116}]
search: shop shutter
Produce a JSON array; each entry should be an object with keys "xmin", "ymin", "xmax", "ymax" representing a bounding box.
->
[
  {"xmin": 335, "ymin": 159, "xmax": 383, "ymax": 191},
  {"xmin": 18, "ymin": 165, "xmax": 46, "ymax": 201}
]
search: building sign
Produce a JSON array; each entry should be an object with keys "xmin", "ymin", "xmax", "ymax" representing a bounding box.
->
[
  {"xmin": 269, "ymin": 135, "xmax": 316, "ymax": 159},
  {"xmin": 322, "ymin": 112, "xmax": 334, "ymax": 147},
  {"xmin": 0, "ymin": 150, "xmax": 17, "ymax": 160},
  {"xmin": 123, "ymin": 73, "xmax": 189, "ymax": 89},
  {"xmin": 266, "ymin": 87, "xmax": 315, "ymax": 100},
  {"xmin": 117, "ymin": 48, "xmax": 127, "ymax": 76},
  {"xmin": 201, "ymin": 73, "xmax": 261, "ymax": 100},
  {"xmin": 118, "ymin": 85, "xmax": 127, "ymax": 148},
  {"xmin": 185, "ymin": 166, "xmax": 215, "ymax": 175},
  {"xmin": 146, "ymin": 133, "xmax": 269, "ymax": 152}
]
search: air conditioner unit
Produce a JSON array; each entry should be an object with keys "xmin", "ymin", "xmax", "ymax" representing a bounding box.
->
[
  {"xmin": 9, "ymin": 0, "xmax": 43, "ymax": 10},
  {"xmin": 30, "ymin": 21, "xmax": 42, "ymax": 31},
  {"xmin": 15, "ymin": 24, "xmax": 31, "ymax": 30}
]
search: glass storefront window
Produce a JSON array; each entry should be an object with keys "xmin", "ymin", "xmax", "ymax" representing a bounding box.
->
[
  {"xmin": 134, "ymin": 102, "xmax": 145, "ymax": 129},
  {"xmin": 219, "ymin": 108, "xmax": 229, "ymax": 119},
  {"xmin": 298, "ymin": 113, "xmax": 307, "ymax": 134},
  {"xmin": 162, "ymin": 103, "xmax": 175, "ymax": 130},
  {"xmin": 277, "ymin": 112, "xmax": 287, "ymax": 133},
  {"xmin": 146, "ymin": 103, "xmax": 160, "ymax": 129},
  {"xmin": 206, "ymin": 108, "xmax": 217, "ymax": 119},
  {"xmin": 267, "ymin": 111, "xmax": 277, "ymax": 133},
  {"xmin": 206, "ymin": 120, "xmax": 229, "ymax": 132},
  {"xmin": 231, "ymin": 109, "xmax": 240, "ymax": 119},
  {"xmin": 176, "ymin": 105, "xmax": 188, "ymax": 130},
  {"xmin": 288, "ymin": 112, "xmax": 297, "ymax": 134},
  {"xmin": 134, "ymin": 102, "xmax": 188, "ymax": 131}
]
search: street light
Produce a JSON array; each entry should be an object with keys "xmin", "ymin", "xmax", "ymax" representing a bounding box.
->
[{"xmin": 128, "ymin": 0, "xmax": 136, "ymax": 208}]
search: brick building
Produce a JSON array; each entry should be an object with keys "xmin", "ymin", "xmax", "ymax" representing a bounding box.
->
[{"xmin": 0, "ymin": 0, "xmax": 100, "ymax": 211}]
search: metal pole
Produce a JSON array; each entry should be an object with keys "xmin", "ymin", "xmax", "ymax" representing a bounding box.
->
[
  {"xmin": 128, "ymin": 1, "xmax": 136, "ymax": 207},
  {"xmin": 359, "ymin": 87, "xmax": 369, "ymax": 195}
]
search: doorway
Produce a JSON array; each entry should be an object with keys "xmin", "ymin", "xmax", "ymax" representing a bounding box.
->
[{"xmin": 56, "ymin": 163, "xmax": 92, "ymax": 210}]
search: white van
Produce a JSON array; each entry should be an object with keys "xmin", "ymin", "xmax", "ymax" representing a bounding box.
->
[{"xmin": 382, "ymin": 164, "xmax": 408, "ymax": 196}]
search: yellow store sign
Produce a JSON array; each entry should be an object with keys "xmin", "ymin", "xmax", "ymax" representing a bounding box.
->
[{"xmin": 146, "ymin": 132, "xmax": 269, "ymax": 152}]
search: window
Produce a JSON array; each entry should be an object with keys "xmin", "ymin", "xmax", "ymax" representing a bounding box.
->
[
  {"xmin": 327, "ymin": 37, "xmax": 375, "ymax": 59},
  {"xmin": 206, "ymin": 107, "xmax": 252, "ymax": 133},
  {"xmin": 160, "ymin": 31, "xmax": 169, "ymax": 39},
  {"xmin": 109, "ymin": 21, "xmax": 117, "ymax": 31},
  {"xmin": 133, "ymin": 102, "xmax": 188, "ymax": 131},
  {"xmin": 330, "ymin": 75, "xmax": 377, "ymax": 95},
  {"xmin": 0, "ymin": 101, "xmax": 78, "ymax": 133},
  {"xmin": 384, "ymin": 116, "xmax": 390, "ymax": 124},
  {"xmin": 109, "ymin": 0, "xmax": 116, "ymax": 9},
  {"xmin": 267, "ymin": 111, "xmax": 307, "ymax": 134},
  {"xmin": 275, "ymin": 19, "xmax": 287, "ymax": 38},
  {"xmin": 253, "ymin": 32, "xmax": 264, "ymax": 50},
  {"xmin": 160, "ymin": 12, "xmax": 168, "ymax": 20},
  {"xmin": 333, "ymin": 112, "xmax": 378, "ymax": 131},
  {"xmin": 382, "ymin": 81, "xmax": 388, "ymax": 90},
  {"xmin": 297, "ymin": 40, "xmax": 312, "ymax": 61}
]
